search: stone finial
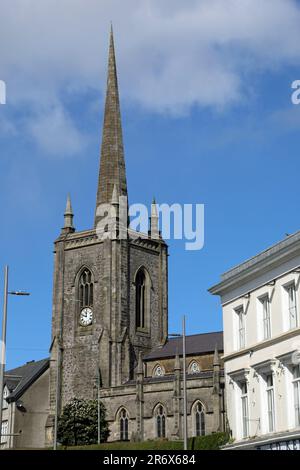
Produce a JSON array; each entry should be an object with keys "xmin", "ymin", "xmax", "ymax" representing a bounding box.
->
[
  {"xmin": 151, "ymin": 197, "xmax": 158, "ymax": 216},
  {"xmin": 137, "ymin": 351, "xmax": 144, "ymax": 375},
  {"xmin": 63, "ymin": 194, "xmax": 74, "ymax": 232},
  {"xmin": 150, "ymin": 197, "xmax": 159, "ymax": 239},
  {"xmin": 213, "ymin": 344, "xmax": 220, "ymax": 366},
  {"xmin": 174, "ymin": 350, "xmax": 181, "ymax": 371}
]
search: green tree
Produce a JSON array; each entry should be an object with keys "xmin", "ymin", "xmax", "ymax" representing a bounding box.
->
[{"xmin": 57, "ymin": 398, "xmax": 110, "ymax": 446}]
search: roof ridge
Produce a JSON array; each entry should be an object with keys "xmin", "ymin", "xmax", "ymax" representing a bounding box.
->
[
  {"xmin": 5, "ymin": 357, "xmax": 49, "ymax": 375},
  {"xmin": 6, "ymin": 358, "xmax": 50, "ymax": 403},
  {"xmin": 168, "ymin": 330, "xmax": 223, "ymax": 339},
  {"xmin": 221, "ymin": 229, "xmax": 300, "ymax": 281}
]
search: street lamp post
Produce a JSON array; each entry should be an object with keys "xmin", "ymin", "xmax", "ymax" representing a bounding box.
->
[
  {"xmin": 169, "ymin": 315, "xmax": 188, "ymax": 451},
  {"xmin": 0, "ymin": 266, "xmax": 30, "ymax": 447},
  {"xmin": 182, "ymin": 315, "xmax": 188, "ymax": 451},
  {"xmin": 0, "ymin": 266, "xmax": 8, "ymax": 447}
]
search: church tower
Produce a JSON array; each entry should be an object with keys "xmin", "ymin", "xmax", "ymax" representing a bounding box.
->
[{"xmin": 46, "ymin": 28, "xmax": 168, "ymax": 442}]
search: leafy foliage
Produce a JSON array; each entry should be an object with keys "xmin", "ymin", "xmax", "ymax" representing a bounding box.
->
[
  {"xmin": 57, "ymin": 398, "xmax": 110, "ymax": 446},
  {"xmin": 60, "ymin": 440, "xmax": 183, "ymax": 450},
  {"xmin": 58, "ymin": 432, "xmax": 230, "ymax": 450},
  {"xmin": 188, "ymin": 432, "xmax": 231, "ymax": 450}
]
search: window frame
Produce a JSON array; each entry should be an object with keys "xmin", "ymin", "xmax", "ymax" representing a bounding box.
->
[
  {"xmin": 265, "ymin": 373, "xmax": 275, "ymax": 433},
  {"xmin": 134, "ymin": 267, "xmax": 151, "ymax": 334},
  {"xmin": 78, "ymin": 268, "xmax": 94, "ymax": 310},
  {"xmin": 135, "ymin": 269, "xmax": 146, "ymax": 329},
  {"xmin": 235, "ymin": 306, "xmax": 245, "ymax": 350},
  {"xmin": 193, "ymin": 401, "xmax": 206, "ymax": 436},
  {"xmin": 153, "ymin": 364, "xmax": 165, "ymax": 377},
  {"xmin": 189, "ymin": 360, "xmax": 201, "ymax": 374},
  {"xmin": 259, "ymin": 294, "xmax": 271, "ymax": 341},
  {"xmin": 1, "ymin": 420, "xmax": 8, "ymax": 444},
  {"xmin": 285, "ymin": 282, "xmax": 298, "ymax": 330},
  {"xmin": 119, "ymin": 408, "xmax": 129, "ymax": 441},
  {"xmin": 292, "ymin": 364, "xmax": 300, "ymax": 428},
  {"xmin": 2, "ymin": 387, "xmax": 8, "ymax": 410},
  {"xmin": 155, "ymin": 404, "xmax": 166, "ymax": 439},
  {"xmin": 240, "ymin": 380, "xmax": 249, "ymax": 438}
]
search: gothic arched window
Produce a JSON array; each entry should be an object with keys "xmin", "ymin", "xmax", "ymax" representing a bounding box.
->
[
  {"xmin": 194, "ymin": 401, "xmax": 205, "ymax": 436},
  {"xmin": 155, "ymin": 404, "xmax": 166, "ymax": 438},
  {"xmin": 119, "ymin": 408, "xmax": 129, "ymax": 441},
  {"xmin": 153, "ymin": 364, "xmax": 165, "ymax": 377},
  {"xmin": 135, "ymin": 268, "xmax": 150, "ymax": 329},
  {"xmin": 79, "ymin": 268, "xmax": 93, "ymax": 308},
  {"xmin": 189, "ymin": 360, "xmax": 200, "ymax": 374}
]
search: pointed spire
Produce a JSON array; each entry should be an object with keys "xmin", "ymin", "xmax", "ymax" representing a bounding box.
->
[
  {"xmin": 150, "ymin": 197, "xmax": 159, "ymax": 239},
  {"xmin": 174, "ymin": 350, "xmax": 181, "ymax": 371},
  {"xmin": 63, "ymin": 194, "xmax": 75, "ymax": 232},
  {"xmin": 65, "ymin": 193, "xmax": 73, "ymax": 215},
  {"xmin": 151, "ymin": 197, "xmax": 158, "ymax": 217},
  {"xmin": 213, "ymin": 344, "xmax": 220, "ymax": 366},
  {"xmin": 137, "ymin": 351, "xmax": 144, "ymax": 375},
  {"xmin": 94, "ymin": 26, "xmax": 128, "ymax": 227}
]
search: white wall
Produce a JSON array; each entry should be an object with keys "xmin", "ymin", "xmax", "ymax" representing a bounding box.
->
[
  {"xmin": 221, "ymin": 269, "xmax": 300, "ymax": 442},
  {"xmin": 225, "ymin": 336, "xmax": 300, "ymax": 440},
  {"xmin": 223, "ymin": 271, "xmax": 300, "ymax": 356}
]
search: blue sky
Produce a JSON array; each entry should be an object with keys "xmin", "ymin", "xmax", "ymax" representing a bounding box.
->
[{"xmin": 2, "ymin": 0, "xmax": 300, "ymax": 369}]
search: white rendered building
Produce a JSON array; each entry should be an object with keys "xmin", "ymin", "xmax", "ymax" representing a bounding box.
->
[{"xmin": 210, "ymin": 231, "xmax": 300, "ymax": 450}]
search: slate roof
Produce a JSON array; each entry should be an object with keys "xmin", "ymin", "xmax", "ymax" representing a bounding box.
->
[
  {"xmin": 144, "ymin": 331, "xmax": 223, "ymax": 361},
  {"xmin": 4, "ymin": 358, "xmax": 49, "ymax": 403}
]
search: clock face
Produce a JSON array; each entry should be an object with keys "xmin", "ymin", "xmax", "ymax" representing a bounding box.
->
[{"xmin": 79, "ymin": 307, "xmax": 93, "ymax": 326}]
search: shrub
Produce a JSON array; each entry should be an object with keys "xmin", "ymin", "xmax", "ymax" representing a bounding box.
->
[
  {"xmin": 188, "ymin": 432, "xmax": 230, "ymax": 450},
  {"xmin": 57, "ymin": 398, "xmax": 110, "ymax": 446},
  {"xmin": 60, "ymin": 432, "xmax": 230, "ymax": 450}
]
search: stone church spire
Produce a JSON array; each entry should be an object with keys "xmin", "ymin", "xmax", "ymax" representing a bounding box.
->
[{"xmin": 94, "ymin": 26, "xmax": 128, "ymax": 227}]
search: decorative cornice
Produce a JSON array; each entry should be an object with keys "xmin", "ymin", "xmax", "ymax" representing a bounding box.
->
[
  {"xmin": 55, "ymin": 229, "xmax": 99, "ymax": 250},
  {"xmin": 223, "ymin": 327, "xmax": 300, "ymax": 362},
  {"xmin": 130, "ymin": 236, "xmax": 162, "ymax": 253},
  {"xmin": 64, "ymin": 234, "xmax": 100, "ymax": 250},
  {"xmin": 228, "ymin": 367, "xmax": 250, "ymax": 383},
  {"xmin": 276, "ymin": 350, "xmax": 299, "ymax": 366},
  {"xmin": 54, "ymin": 228, "xmax": 167, "ymax": 252},
  {"xmin": 252, "ymin": 359, "xmax": 277, "ymax": 376},
  {"xmin": 209, "ymin": 230, "xmax": 300, "ymax": 296}
]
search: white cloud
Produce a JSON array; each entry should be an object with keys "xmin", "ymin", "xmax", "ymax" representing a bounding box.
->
[
  {"xmin": 27, "ymin": 105, "xmax": 88, "ymax": 156},
  {"xmin": 1, "ymin": 0, "xmax": 300, "ymax": 152}
]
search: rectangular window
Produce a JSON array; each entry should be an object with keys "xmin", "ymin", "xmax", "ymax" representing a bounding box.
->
[
  {"xmin": 236, "ymin": 307, "xmax": 245, "ymax": 350},
  {"xmin": 266, "ymin": 374, "xmax": 275, "ymax": 433},
  {"xmin": 286, "ymin": 283, "xmax": 298, "ymax": 329},
  {"xmin": 2, "ymin": 388, "xmax": 8, "ymax": 410},
  {"xmin": 1, "ymin": 421, "xmax": 8, "ymax": 444},
  {"xmin": 261, "ymin": 296, "xmax": 271, "ymax": 340},
  {"xmin": 293, "ymin": 365, "xmax": 300, "ymax": 427},
  {"xmin": 241, "ymin": 381, "xmax": 249, "ymax": 438}
]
